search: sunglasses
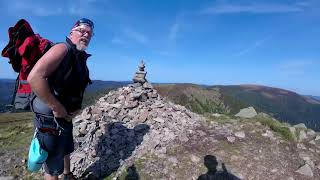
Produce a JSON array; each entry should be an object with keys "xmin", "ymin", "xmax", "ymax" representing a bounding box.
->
[
  {"xmin": 74, "ymin": 18, "xmax": 94, "ymax": 30},
  {"xmin": 73, "ymin": 28, "xmax": 94, "ymax": 37}
]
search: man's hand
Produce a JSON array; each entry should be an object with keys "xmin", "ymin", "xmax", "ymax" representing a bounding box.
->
[
  {"xmin": 52, "ymin": 103, "xmax": 68, "ymax": 118},
  {"xmin": 64, "ymin": 109, "xmax": 81, "ymax": 122}
]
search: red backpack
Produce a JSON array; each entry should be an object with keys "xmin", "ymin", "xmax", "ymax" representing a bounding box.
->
[{"xmin": 1, "ymin": 19, "xmax": 53, "ymax": 110}]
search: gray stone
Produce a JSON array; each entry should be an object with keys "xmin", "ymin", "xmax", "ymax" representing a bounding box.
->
[
  {"xmin": 154, "ymin": 117, "xmax": 164, "ymax": 123},
  {"xmin": 262, "ymin": 130, "xmax": 274, "ymax": 138},
  {"xmin": 82, "ymin": 106, "xmax": 92, "ymax": 120},
  {"xmin": 129, "ymin": 83, "xmax": 141, "ymax": 88},
  {"xmin": 190, "ymin": 154, "xmax": 201, "ymax": 163},
  {"xmin": 124, "ymin": 101, "xmax": 138, "ymax": 109},
  {"xmin": 306, "ymin": 129, "xmax": 316, "ymax": 137},
  {"xmin": 315, "ymin": 135, "xmax": 320, "ymax": 141},
  {"xmin": 235, "ymin": 107, "xmax": 257, "ymax": 118},
  {"xmin": 110, "ymin": 103, "xmax": 122, "ymax": 109},
  {"xmin": 295, "ymin": 164, "xmax": 313, "ymax": 177},
  {"xmin": 294, "ymin": 123, "xmax": 307, "ymax": 129},
  {"xmin": 235, "ymin": 131, "xmax": 245, "ymax": 138},
  {"xmin": 0, "ymin": 177, "xmax": 14, "ymax": 180},
  {"xmin": 138, "ymin": 111, "xmax": 149, "ymax": 122},
  {"xmin": 298, "ymin": 130, "xmax": 307, "ymax": 142},
  {"xmin": 143, "ymin": 82, "xmax": 153, "ymax": 89},
  {"xmin": 297, "ymin": 143, "xmax": 307, "ymax": 150},
  {"xmin": 258, "ymin": 112, "xmax": 270, "ymax": 118},
  {"xmin": 179, "ymin": 133, "xmax": 189, "ymax": 142},
  {"xmin": 227, "ymin": 136, "xmax": 236, "ymax": 143},
  {"xmin": 79, "ymin": 123, "xmax": 88, "ymax": 135},
  {"xmin": 131, "ymin": 92, "xmax": 142, "ymax": 99},
  {"xmin": 309, "ymin": 140, "xmax": 316, "ymax": 145}
]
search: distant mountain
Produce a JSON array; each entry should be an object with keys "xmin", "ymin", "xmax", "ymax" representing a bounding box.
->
[
  {"xmin": 82, "ymin": 80, "xmax": 130, "ymax": 107},
  {"xmin": 0, "ymin": 79, "xmax": 15, "ymax": 112},
  {"xmin": 304, "ymin": 95, "xmax": 320, "ymax": 103},
  {"xmin": 86, "ymin": 80, "xmax": 130, "ymax": 93},
  {"xmin": 2, "ymin": 79, "xmax": 319, "ymax": 131},
  {"xmin": 0, "ymin": 79, "xmax": 130, "ymax": 112},
  {"xmin": 155, "ymin": 84, "xmax": 320, "ymax": 131}
]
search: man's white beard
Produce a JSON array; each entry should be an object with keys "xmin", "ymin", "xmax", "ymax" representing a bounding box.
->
[{"xmin": 76, "ymin": 43, "xmax": 87, "ymax": 51}]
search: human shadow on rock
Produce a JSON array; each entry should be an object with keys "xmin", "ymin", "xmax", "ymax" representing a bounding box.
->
[
  {"xmin": 124, "ymin": 164, "xmax": 140, "ymax": 180},
  {"xmin": 198, "ymin": 155, "xmax": 241, "ymax": 180},
  {"xmin": 82, "ymin": 122, "xmax": 149, "ymax": 179}
]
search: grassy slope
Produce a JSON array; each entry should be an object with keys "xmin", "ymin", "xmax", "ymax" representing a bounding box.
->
[
  {"xmin": 0, "ymin": 112, "xmax": 34, "ymax": 151},
  {"xmin": 154, "ymin": 84, "xmax": 248, "ymax": 115},
  {"xmin": 0, "ymin": 112, "xmax": 38, "ymax": 179}
]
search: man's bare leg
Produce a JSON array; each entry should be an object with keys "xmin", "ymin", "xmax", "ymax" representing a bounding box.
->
[
  {"xmin": 44, "ymin": 173, "xmax": 59, "ymax": 180},
  {"xmin": 63, "ymin": 154, "xmax": 71, "ymax": 175}
]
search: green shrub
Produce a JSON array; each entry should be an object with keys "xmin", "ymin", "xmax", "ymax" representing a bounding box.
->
[{"xmin": 256, "ymin": 116, "xmax": 295, "ymax": 141}]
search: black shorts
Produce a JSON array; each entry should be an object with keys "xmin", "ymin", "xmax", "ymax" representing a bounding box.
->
[{"xmin": 33, "ymin": 115, "xmax": 74, "ymax": 176}]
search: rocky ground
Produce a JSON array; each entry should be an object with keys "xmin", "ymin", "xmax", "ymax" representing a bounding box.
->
[
  {"xmin": 1, "ymin": 82, "xmax": 320, "ymax": 179},
  {"xmin": 70, "ymin": 82, "xmax": 320, "ymax": 179}
]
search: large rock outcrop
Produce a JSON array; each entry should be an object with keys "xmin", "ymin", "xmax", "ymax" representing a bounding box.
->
[{"xmin": 70, "ymin": 82, "xmax": 205, "ymax": 179}]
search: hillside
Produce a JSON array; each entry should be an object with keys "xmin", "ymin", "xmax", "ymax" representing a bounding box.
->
[
  {"xmin": 305, "ymin": 95, "xmax": 320, "ymax": 103},
  {"xmin": 154, "ymin": 84, "xmax": 320, "ymax": 131},
  {"xmin": 215, "ymin": 85, "xmax": 320, "ymax": 131}
]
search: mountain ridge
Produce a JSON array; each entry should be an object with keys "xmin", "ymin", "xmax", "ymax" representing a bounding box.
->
[{"xmin": 0, "ymin": 79, "xmax": 319, "ymax": 131}]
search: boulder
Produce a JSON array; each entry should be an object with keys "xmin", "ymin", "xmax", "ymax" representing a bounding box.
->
[
  {"xmin": 235, "ymin": 131, "xmax": 246, "ymax": 138},
  {"xmin": 298, "ymin": 130, "xmax": 307, "ymax": 142},
  {"xmin": 293, "ymin": 123, "xmax": 307, "ymax": 129},
  {"xmin": 235, "ymin": 107, "xmax": 257, "ymax": 118},
  {"xmin": 295, "ymin": 164, "xmax": 313, "ymax": 177}
]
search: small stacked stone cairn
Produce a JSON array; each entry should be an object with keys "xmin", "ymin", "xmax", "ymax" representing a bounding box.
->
[{"xmin": 133, "ymin": 60, "xmax": 147, "ymax": 84}]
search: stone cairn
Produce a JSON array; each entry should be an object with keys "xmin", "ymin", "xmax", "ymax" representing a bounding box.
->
[
  {"xmin": 70, "ymin": 62, "xmax": 205, "ymax": 179},
  {"xmin": 133, "ymin": 60, "xmax": 147, "ymax": 84}
]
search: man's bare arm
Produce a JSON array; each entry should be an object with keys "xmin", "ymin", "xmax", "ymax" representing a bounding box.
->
[{"xmin": 27, "ymin": 43, "xmax": 68, "ymax": 117}]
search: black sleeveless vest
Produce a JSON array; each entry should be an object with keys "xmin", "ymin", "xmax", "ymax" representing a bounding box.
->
[{"xmin": 48, "ymin": 37, "xmax": 91, "ymax": 112}]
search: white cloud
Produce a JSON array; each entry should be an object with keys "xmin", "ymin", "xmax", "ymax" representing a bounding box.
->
[
  {"xmin": 278, "ymin": 60, "xmax": 318, "ymax": 76},
  {"xmin": 9, "ymin": 1, "xmax": 63, "ymax": 16},
  {"xmin": 169, "ymin": 22, "xmax": 180, "ymax": 40},
  {"xmin": 0, "ymin": 40, "xmax": 6, "ymax": 49},
  {"xmin": 68, "ymin": 0, "xmax": 109, "ymax": 16},
  {"xmin": 111, "ymin": 37, "xmax": 126, "ymax": 45},
  {"xmin": 3, "ymin": 0, "xmax": 105, "ymax": 17},
  {"xmin": 124, "ymin": 29, "xmax": 148, "ymax": 44},
  {"xmin": 280, "ymin": 60, "xmax": 315, "ymax": 70},
  {"xmin": 201, "ymin": 2, "xmax": 306, "ymax": 14},
  {"xmin": 234, "ymin": 35, "xmax": 272, "ymax": 57}
]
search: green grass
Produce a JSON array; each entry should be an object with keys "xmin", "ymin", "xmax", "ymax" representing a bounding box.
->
[
  {"xmin": 0, "ymin": 112, "xmax": 34, "ymax": 151},
  {"xmin": 205, "ymin": 113, "xmax": 233, "ymax": 124},
  {"xmin": 256, "ymin": 116, "xmax": 295, "ymax": 141},
  {"xmin": 0, "ymin": 112, "xmax": 43, "ymax": 179}
]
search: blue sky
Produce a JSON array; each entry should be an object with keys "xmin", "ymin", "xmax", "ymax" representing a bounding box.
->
[{"xmin": 0, "ymin": 0, "xmax": 319, "ymax": 96}]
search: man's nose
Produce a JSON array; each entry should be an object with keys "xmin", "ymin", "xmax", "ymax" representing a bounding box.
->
[{"xmin": 83, "ymin": 32, "xmax": 90, "ymax": 37}]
